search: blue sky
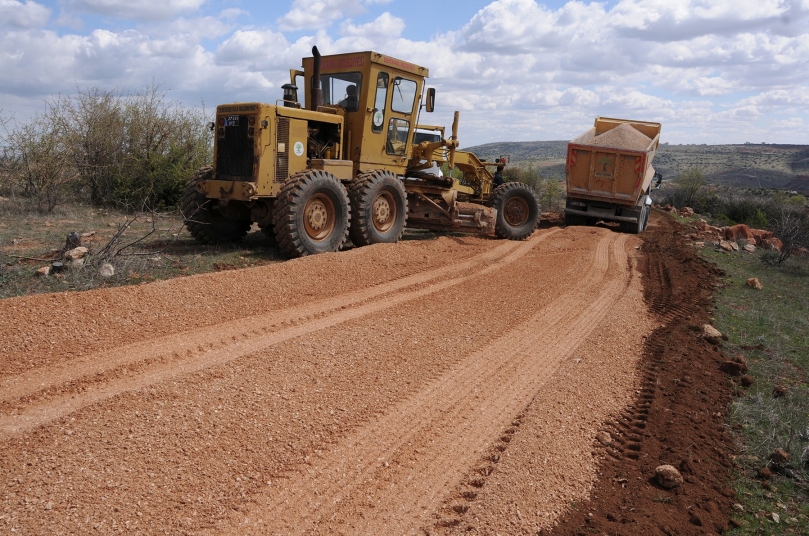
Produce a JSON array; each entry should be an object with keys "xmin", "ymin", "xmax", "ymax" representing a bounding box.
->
[{"xmin": 1, "ymin": 0, "xmax": 808, "ymax": 146}]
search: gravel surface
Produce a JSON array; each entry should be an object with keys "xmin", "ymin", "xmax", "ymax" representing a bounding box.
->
[{"xmin": 1, "ymin": 226, "xmax": 653, "ymax": 534}]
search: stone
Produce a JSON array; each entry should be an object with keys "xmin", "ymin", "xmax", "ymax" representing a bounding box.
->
[
  {"xmin": 703, "ymin": 324, "xmax": 723, "ymax": 344},
  {"xmin": 596, "ymin": 431, "xmax": 612, "ymax": 446},
  {"xmin": 758, "ymin": 467, "xmax": 772, "ymax": 479},
  {"xmin": 99, "ymin": 263, "xmax": 115, "ymax": 278},
  {"xmin": 81, "ymin": 231, "xmax": 96, "ymax": 238},
  {"xmin": 720, "ymin": 360, "xmax": 747, "ymax": 376},
  {"xmin": 680, "ymin": 207, "xmax": 695, "ymax": 216},
  {"xmin": 773, "ymin": 386, "xmax": 787, "ymax": 398},
  {"xmin": 723, "ymin": 224, "xmax": 755, "ymax": 241},
  {"xmin": 730, "ymin": 241, "xmax": 739, "ymax": 251},
  {"xmin": 65, "ymin": 231, "xmax": 81, "ymax": 250},
  {"xmin": 794, "ymin": 247, "xmax": 808, "ymax": 256},
  {"xmin": 694, "ymin": 242, "xmax": 705, "ymax": 248},
  {"xmin": 762, "ymin": 237, "xmax": 783, "ymax": 251},
  {"xmin": 740, "ymin": 375, "xmax": 754, "ymax": 387},
  {"xmin": 743, "ymin": 244, "xmax": 756, "ymax": 253},
  {"xmin": 64, "ymin": 247, "xmax": 88, "ymax": 260},
  {"xmin": 35, "ymin": 266, "xmax": 50, "ymax": 277},
  {"xmin": 719, "ymin": 240, "xmax": 734, "ymax": 252},
  {"xmin": 655, "ymin": 465, "xmax": 684, "ymax": 489},
  {"xmin": 746, "ymin": 277, "xmax": 763, "ymax": 290},
  {"xmin": 771, "ymin": 448, "xmax": 790, "ymax": 464},
  {"xmin": 71, "ymin": 258, "xmax": 85, "ymax": 268}
]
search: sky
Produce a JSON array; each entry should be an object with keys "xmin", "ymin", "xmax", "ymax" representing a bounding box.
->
[{"xmin": 1, "ymin": 0, "xmax": 808, "ymax": 146}]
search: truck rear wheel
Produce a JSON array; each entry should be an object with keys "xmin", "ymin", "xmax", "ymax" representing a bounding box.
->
[
  {"xmin": 349, "ymin": 170, "xmax": 408, "ymax": 246},
  {"xmin": 621, "ymin": 205, "xmax": 648, "ymax": 234},
  {"xmin": 181, "ymin": 167, "xmax": 251, "ymax": 244},
  {"xmin": 272, "ymin": 170, "xmax": 350, "ymax": 258},
  {"xmin": 488, "ymin": 182, "xmax": 540, "ymax": 240}
]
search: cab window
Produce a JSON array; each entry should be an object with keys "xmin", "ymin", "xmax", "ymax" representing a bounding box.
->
[
  {"xmin": 371, "ymin": 72, "xmax": 389, "ymax": 133},
  {"xmin": 321, "ymin": 72, "xmax": 362, "ymax": 112},
  {"xmin": 386, "ymin": 118, "xmax": 410, "ymax": 156},
  {"xmin": 294, "ymin": 73, "xmax": 305, "ymax": 108},
  {"xmin": 391, "ymin": 77, "xmax": 417, "ymax": 114}
]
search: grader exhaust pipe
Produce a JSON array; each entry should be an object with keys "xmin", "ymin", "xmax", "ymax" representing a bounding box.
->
[{"xmin": 311, "ymin": 46, "xmax": 323, "ymax": 111}]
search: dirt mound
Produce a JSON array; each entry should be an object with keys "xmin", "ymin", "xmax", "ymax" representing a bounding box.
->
[
  {"xmin": 550, "ymin": 210, "xmax": 735, "ymax": 535},
  {"xmin": 586, "ymin": 123, "xmax": 652, "ymax": 151}
]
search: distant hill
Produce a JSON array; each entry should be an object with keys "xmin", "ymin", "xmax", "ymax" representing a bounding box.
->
[{"xmin": 464, "ymin": 141, "xmax": 809, "ymax": 193}]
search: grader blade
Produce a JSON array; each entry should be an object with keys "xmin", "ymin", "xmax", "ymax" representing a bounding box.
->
[{"xmin": 455, "ymin": 202, "xmax": 496, "ymax": 235}]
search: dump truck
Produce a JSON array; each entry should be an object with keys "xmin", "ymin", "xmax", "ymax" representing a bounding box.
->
[
  {"xmin": 563, "ymin": 117, "xmax": 662, "ymax": 234},
  {"xmin": 182, "ymin": 47, "xmax": 540, "ymax": 258}
]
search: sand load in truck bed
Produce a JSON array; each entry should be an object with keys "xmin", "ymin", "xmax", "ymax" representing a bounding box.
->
[{"xmin": 577, "ymin": 123, "xmax": 652, "ymax": 151}]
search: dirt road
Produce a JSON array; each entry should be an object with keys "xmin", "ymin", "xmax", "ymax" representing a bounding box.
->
[{"xmin": 1, "ymin": 223, "xmax": 654, "ymax": 534}]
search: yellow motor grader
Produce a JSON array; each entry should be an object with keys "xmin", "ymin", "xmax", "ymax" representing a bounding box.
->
[{"xmin": 182, "ymin": 47, "xmax": 540, "ymax": 257}]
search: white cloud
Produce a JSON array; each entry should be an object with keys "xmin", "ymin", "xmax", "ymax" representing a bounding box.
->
[
  {"xmin": 278, "ymin": 0, "xmax": 367, "ymax": 31},
  {"xmin": 2, "ymin": 0, "xmax": 809, "ymax": 145},
  {"xmin": 70, "ymin": 0, "xmax": 206, "ymax": 22},
  {"xmin": 0, "ymin": 0, "xmax": 50, "ymax": 28},
  {"xmin": 339, "ymin": 12, "xmax": 404, "ymax": 39}
]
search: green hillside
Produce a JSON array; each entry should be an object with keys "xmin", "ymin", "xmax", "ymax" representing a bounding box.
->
[{"xmin": 465, "ymin": 141, "xmax": 809, "ymax": 193}]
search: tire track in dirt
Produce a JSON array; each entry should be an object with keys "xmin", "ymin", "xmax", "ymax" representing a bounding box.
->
[
  {"xmin": 0, "ymin": 238, "xmax": 515, "ymax": 405},
  {"xmin": 214, "ymin": 232, "xmax": 632, "ymax": 535},
  {"xmin": 0, "ymin": 231, "xmax": 558, "ymax": 440}
]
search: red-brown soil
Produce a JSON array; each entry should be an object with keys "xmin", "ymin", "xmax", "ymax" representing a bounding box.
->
[{"xmin": 0, "ymin": 213, "xmax": 732, "ymax": 535}]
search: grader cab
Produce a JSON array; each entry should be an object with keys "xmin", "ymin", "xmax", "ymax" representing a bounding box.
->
[{"xmin": 182, "ymin": 47, "xmax": 540, "ymax": 258}]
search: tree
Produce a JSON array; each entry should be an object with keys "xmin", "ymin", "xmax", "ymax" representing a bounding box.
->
[{"xmin": 674, "ymin": 167, "xmax": 707, "ymax": 208}]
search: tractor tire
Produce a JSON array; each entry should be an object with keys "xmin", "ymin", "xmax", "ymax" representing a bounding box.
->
[
  {"xmin": 349, "ymin": 170, "xmax": 408, "ymax": 246},
  {"xmin": 272, "ymin": 169, "xmax": 350, "ymax": 258},
  {"xmin": 488, "ymin": 182, "xmax": 540, "ymax": 240},
  {"xmin": 181, "ymin": 167, "xmax": 251, "ymax": 244}
]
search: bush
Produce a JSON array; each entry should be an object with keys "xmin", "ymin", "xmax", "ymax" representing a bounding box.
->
[
  {"xmin": 1, "ymin": 113, "xmax": 79, "ymax": 212},
  {"xmin": 761, "ymin": 208, "xmax": 809, "ymax": 266},
  {"xmin": 502, "ymin": 163, "xmax": 564, "ymax": 211},
  {"xmin": 1, "ymin": 83, "xmax": 212, "ymax": 211}
]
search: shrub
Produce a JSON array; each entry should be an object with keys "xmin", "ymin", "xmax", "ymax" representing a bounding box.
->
[
  {"xmin": 1, "ymin": 83, "xmax": 212, "ymax": 211},
  {"xmin": 761, "ymin": 207, "xmax": 809, "ymax": 266},
  {"xmin": 0, "ymin": 113, "xmax": 79, "ymax": 212}
]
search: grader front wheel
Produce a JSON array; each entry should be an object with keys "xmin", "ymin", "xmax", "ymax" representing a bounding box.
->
[
  {"xmin": 272, "ymin": 170, "xmax": 350, "ymax": 258},
  {"xmin": 181, "ymin": 167, "xmax": 251, "ymax": 244},
  {"xmin": 349, "ymin": 170, "xmax": 408, "ymax": 246},
  {"xmin": 488, "ymin": 182, "xmax": 541, "ymax": 240}
]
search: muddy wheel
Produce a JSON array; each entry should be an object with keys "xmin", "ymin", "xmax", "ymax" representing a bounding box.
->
[
  {"xmin": 349, "ymin": 170, "xmax": 407, "ymax": 246},
  {"xmin": 488, "ymin": 182, "xmax": 540, "ymax": 240},
  {"xmin": 622, "ymin": 205, "xmax": 647, "ymax": 234},
  {"xmin": 181, "ymin": 167, "xmax": 251, "ymax": 244},
  {"xmin": 272, "ymin": 169, "xmax": 350, "ymax": 258}
]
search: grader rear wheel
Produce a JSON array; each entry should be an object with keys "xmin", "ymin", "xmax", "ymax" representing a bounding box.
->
[
  {"xmin": 181, "ymin": 167, "xmax": 251, "ymax": 244},
  {"xmin": 349, "ymin": 170, "xmax": 408, "ymax": 246},
  {"xmin": 488, "ymin": 182, "xmax": 540, "ymax": 240},
  {"xmin": 272, "ymin": 170, "xmax": 350, "ymax": 258}
]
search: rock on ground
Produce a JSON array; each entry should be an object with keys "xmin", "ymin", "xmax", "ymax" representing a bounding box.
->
[
  {"xmin": 655, "ymin": 465, "xmax": 684, "ymax": 489},
  {"xmin": 746, "ymin": 277, "xmax": 763, "ymax": 290}
]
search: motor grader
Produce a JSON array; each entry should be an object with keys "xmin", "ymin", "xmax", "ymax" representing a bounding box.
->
[{"xmin": 182, "ymin": 47, "xmax": 540, "ymax": 258}]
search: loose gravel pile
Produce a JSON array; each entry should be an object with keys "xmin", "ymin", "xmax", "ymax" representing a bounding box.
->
[{"xmin": 579, "ymin": 122, "xmax": 652, "ymax": 151}]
